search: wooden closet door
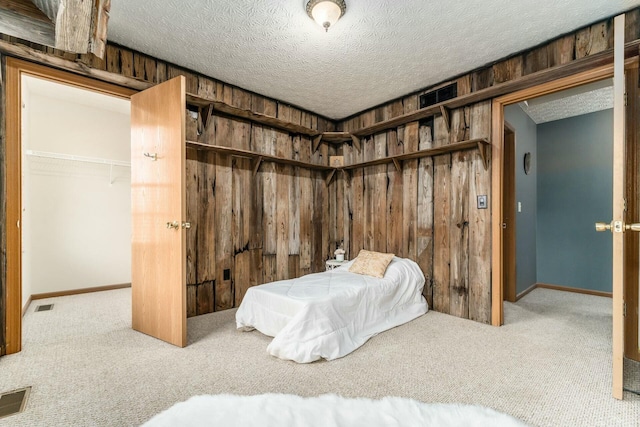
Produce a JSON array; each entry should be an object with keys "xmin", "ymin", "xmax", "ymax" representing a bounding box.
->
[{"xmin": 130, "ymin": 76, "xmax": 186, "ymax": 347}]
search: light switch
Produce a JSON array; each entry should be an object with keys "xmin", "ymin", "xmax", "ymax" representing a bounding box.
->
[
  {"xmin": 518, "ymin": 202, "xmax": 522, "ymax": 212},
  {"xmin": 477, "ymin": 195, "xmax": 488, "ymax": 209}
]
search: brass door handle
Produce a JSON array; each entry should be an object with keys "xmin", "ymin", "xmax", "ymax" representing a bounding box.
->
[
  {"xmin": 182, "ymin": 222, "xmax": 191, "ymax": 229},
  {"xmin": 626, "ymin": 223, "xmax": 640, "ymax": 232},
  {"xmin": 596, "ymin": 221, "xmax": 638, "ymax": 233},
  {"xmin": 166, "ymin": 221, "xmax": 179, "ymax": 230}
]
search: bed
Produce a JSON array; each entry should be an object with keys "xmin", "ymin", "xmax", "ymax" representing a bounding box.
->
[{"xmin": 235, "ymin": 254, "xmax": 428, "ymax": 363}]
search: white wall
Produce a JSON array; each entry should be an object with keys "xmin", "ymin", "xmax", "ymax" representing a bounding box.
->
[{"xmin": 22, "ymin": 81, "xmax": 131, "ymax": 302}]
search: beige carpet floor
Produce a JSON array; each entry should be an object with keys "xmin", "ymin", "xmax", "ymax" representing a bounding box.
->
[{"xmin": 0, "ymin": 288, "xmax": 638, "ymax": 426}]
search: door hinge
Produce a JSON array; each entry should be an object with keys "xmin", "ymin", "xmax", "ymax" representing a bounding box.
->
[
  {"xmin": 623, "ymin": 302, "xmax": 627, "ymax": 317},
  {"xmin": 624, "ymin": 198, "xmax": 627, "ymax": 212},
  {"xmin": 624, "ymin": 92, "xmax": 628, "ymax": 106}
]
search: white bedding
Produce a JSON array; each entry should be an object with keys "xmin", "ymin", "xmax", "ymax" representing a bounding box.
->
[{"xmin": 235, "ymin": 257, "xmax": 428, "ymax": 363}]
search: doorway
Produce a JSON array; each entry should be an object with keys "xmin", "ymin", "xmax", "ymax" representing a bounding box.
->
[
  {"xmin": 4, "ymin": 58, "xmax": 135, "ymax": 355},
  {"xmin": 21, "ymin": 75, "xmax": 132, "ymax": 312},
  {"xmin": 492, "ymin": 54, "xmax": 640, "ymax": 399}
]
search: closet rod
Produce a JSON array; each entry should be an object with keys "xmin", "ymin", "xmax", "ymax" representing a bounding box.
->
[{"xmin": 25, "ymin": 150, "xmax": 131, "ymax": 167}]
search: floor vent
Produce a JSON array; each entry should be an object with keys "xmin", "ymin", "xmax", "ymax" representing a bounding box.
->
[
  {"xmin": 0, "ymin": 387, "xmax": 30, "ymax": 420},
  {"xmin": 35, "ymin": 304, "xmax": 53, "ymax": 312}
]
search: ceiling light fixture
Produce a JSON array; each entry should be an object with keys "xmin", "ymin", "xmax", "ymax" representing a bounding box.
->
[{"xmin": 306, "ymin": 0, "xmax": 346, "ymax": 32}]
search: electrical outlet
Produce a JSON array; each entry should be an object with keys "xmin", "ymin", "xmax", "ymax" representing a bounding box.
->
[{"xmin": 477, "ymin": 195, "xmax": 487, "ymax": 209}]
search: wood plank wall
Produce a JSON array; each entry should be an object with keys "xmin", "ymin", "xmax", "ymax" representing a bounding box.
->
[
  {"xmin": 334, "ymin": 10, "xmax": 640, "ymax": 323},
  {"xmin": 0, "ymin": 9, "xmax": 639, "ymax": 332},
  {"xmin": 183, "ymin": 93, "xmax": 334, "ymax": 316},
  {"xmin": 0, "ymin": 34, "xmax": 334, "ymax": 318}
]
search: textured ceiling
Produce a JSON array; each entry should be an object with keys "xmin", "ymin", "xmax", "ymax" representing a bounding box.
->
[
  {"xmin": 106, "ymin": 0, "xmax": 640, "ymax": 119},
  {"xmin": 519, "ymin": 79, "xmax": 613, "ymax": 124}
]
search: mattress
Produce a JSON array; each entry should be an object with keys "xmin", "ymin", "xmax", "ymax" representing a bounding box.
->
[{"xmin": 235, "ymin": 257, "xmax": 428, "ymax": 363}]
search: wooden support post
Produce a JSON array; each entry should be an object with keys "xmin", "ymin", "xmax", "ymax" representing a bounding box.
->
[
  {"xmin": 351, "ymin": 134, "xmax": 361, "ymax": 152},
  {"xmin": 89, "ymin": 0, "xmax": 110, "ymax": 59},
  {"xmin": 325, "ymin": 169, "xmax": 336, "ymax": 186},
  {"xmin": 392, "ymin": 158, "xmax": 402, "ymax": 172},
  {"xmin": 55, "ymin": 0, "xmax": 111, "ymax": 58},
  {"xmin": 0, "ymin": 0, "xmax": 55, "ymax": 46},
  {"xmin": 252, "ymin": 156, "xmax": 263, "ymax": 177},
  {"xmin": 440, "ymin": 105, "xmax": 451, "ymax": 132},
  {"xmin": 312, "ymin": 135, "xmax": 323, "ymax": 153}
]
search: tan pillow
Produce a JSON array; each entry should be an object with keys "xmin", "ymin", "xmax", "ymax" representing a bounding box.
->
[{"xmin": 348, "ymin": 250, "xmax": 395, "ymax": 278}]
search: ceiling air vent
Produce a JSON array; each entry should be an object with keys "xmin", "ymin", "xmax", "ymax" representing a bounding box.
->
[{"xmin": 419, "ymin": 83, "xmax": 458, "ymax": 109}]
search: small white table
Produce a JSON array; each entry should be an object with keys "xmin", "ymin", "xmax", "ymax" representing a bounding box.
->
[{"xmin": 326, "ymin": 259, "xmax": 349, "ymax": 271}]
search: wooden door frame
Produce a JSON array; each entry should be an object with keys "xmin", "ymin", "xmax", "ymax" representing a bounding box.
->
[
  {"xmin": 491, "ymin": 64, "xmax": 617, "ymax": 326},
  {"xmin": 3, "ymin": 58, "xmax": 135, "ymax": 355},
  {"xmin": 502, "ymin": 122, "xmax": 516, "ymax": 303},
  {"xmin": 625, "ymin": 63, "xmax": 640, "ymax": 362}
]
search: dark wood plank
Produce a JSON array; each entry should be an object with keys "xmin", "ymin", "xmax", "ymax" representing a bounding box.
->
[
  {"xmin": 185, "ymin": 148, "xmax": 198, "ymax": 288},
  {"xmin": 196, "ymin": 281, "xmax": 214, "ymax": 315}
]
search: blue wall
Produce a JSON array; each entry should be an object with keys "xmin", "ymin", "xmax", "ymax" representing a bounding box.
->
[
  {"xmin": 536, "ymin": 110, "xmax": 613, "ymax": 292},
  {"xmin": 504, "ymin": 105, "xmax": 538, "ymax": 295}
]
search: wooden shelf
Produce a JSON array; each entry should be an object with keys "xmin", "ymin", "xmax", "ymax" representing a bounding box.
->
[
  {"xmin": 186, "ymin": 138, "xmax": 490, "ymax": 184},
  {"xmin": 186, "ymin": 141, "xmax": 333, "ymax": 174},
  {"xmin": 312, "ymin": 131, "xmax": 361, "ymax": 152},
  {"xmin": 339, "ymin": 138, "xmax": 490, "ymax": 172},
  {"xmin": 186, "ymin": 93, "xmax": 321, "ymax": 138}
]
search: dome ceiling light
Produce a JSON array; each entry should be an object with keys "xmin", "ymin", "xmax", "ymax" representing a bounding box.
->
[{"xmin": 306, "ymin": 0, "xmax": 346, "ymax": 32}]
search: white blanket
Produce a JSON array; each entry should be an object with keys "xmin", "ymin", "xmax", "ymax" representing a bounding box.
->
[
  {"xmin": 143, "ymin": 394, "xmax": 530, "ymax": 427},
  {"xmin": 235, "ymin": 257, "xmax": 428, "ymax": 363}
]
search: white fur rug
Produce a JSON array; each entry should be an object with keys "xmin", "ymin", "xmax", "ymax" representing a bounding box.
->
[{"xmin": 142, "ymin": 394, "xmax": 529, "ymax": 426}]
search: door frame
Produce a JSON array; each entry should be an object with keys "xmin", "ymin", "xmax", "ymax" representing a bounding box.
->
[
  {"xmin": 491, "ymin": 64, "xmax": 616, "ymax": 326},
  {"xmin": 491, "ymin": 56, "xmax": 637, "ymax": 401},
  {"xmin": 502, "ymin": 122, "xmax": 516, "ymax": 303},
  {"xmin": 625, "ymin": 62, "xmax": 640, "ymax": 363},
  {"xmin": 3, "ymin": 58, "xmax": 135, "ymax": 355}
]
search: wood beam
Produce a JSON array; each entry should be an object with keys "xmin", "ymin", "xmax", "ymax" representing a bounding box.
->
[
  {"xmin": 0, "ymin": 0, "xmax": 55, "ymax": 47},
  {"xmin": 55, "ymin": 0, "xmax": 92, "ymax": 54},
  {"xmin": 0, "ymin": 0, "xmax": 110, "ymax": 58},
  {"xmin": 89, "ymin": 0, "xmax": 109, "ymax": 58}
]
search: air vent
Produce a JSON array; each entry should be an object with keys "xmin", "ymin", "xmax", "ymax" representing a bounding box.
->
[
  {"xmin": 0, "ymin": 387, "xmax": 30, "ymax": 420},
  {"xmin": 419, "ymin": 83, "xmax": 458, "ymax": 109},
  {"xmin": 35, "ymin": 304, "xmax": 53, "ymax": 312}
]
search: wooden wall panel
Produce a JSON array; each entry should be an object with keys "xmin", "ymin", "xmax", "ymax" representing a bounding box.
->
[{"xmin": 1, "ymin": 9, "xmax": 639, "ymax": 335}]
